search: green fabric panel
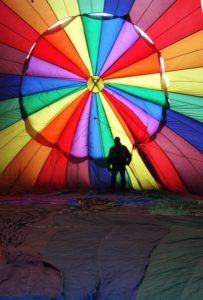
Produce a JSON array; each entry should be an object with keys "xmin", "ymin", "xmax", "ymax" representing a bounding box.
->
[
  {"xmin": 108, "ymin": 83, "xmax": 167, "ymax": 106},
  {"xmin": 78, "ymin": 0, "xmax": 105, "ymax": 14},
  {"xmin": 92, "ymin": 0, "xmax": 105, "ymax": 13},
  {"xmin": 169, "ymin": 92, "xmax": 203, "ymax": 123},
  {"xmin": 96, "ymin": 94, "xmax": 131, "ymax": 187},
  {"xmin": 78, "ymin": 0, "xmax": 91, "ymax": 14},
  {"xmin": 96, "ymin": 93, "xmax": 114, "ymax": 157},
  {"xmin": 137, "ymin": 216, "xmax": 203, "ymax": 300},
  {"xmin": 82, "ymin": 16, "xmax": 102, "ymax": 74},
  {"xmin": 0, "ymin": 98, "xmax": 22, "ymax": 130},
  {"xmin": 22, "ymin": 86, "xmax": 85, "ymax": 116}
]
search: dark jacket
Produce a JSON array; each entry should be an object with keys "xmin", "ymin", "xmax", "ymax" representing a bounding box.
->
[{"xmin": 107, "ymin": 144, "xmax": 132, "ymax": 168}]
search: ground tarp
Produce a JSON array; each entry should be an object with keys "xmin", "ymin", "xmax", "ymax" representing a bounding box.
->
[{"xmin": 0, "ymin": 192, "xmax": 202, "ymax": 299}]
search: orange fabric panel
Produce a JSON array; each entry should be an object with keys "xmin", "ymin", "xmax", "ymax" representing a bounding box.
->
[
  {"xmin": 104, "ymin": 53, "xmax": 160, "ymax": 80},
  {"xmin": 45, "ymin": 31, "xmax": 90, "ymax": 78},
  {"xmin": 162, "ymin": 30, "xmax": 203, "ymax": 71},
  {"xmin": 39, "ymin": 91, "xmax": 88, "ymax": 144},
  {"xmin": 0, "ymin": 139, "xmax": 52, "ymax": 190},
  {"xmin": 2, "ymin": 0, "xmax": 57, "ymax": 34}
]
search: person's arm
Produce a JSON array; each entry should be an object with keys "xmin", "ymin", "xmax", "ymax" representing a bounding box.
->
[{"xmin": 125, "ymin": 147, "xmax": 132, "ymax": 165}]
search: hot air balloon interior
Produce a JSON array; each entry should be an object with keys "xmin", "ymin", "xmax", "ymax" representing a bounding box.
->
[{"xmin": 0, "ymin": 1, "xmax": 203, "ymax": 299}]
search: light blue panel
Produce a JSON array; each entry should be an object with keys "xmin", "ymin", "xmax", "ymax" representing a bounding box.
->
[
  {"xmin": 88, "ymin": 93, "xmax": 103, "ymax": 158},
  {"xmin": 96, "ymin": 17, "xmax": 124, "ymax": 75},
  {"xmin": 21, "ymin": 76, "xmax": 85, "ymax": 96},
  {"xmin": 106, "ymin": 85, "xmax": 163, "ymax": 121}
]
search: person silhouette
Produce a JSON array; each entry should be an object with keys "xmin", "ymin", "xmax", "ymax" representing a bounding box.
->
[{"xmin": 107, "ymin": 137, "xmax": 132, "ymax": 192}]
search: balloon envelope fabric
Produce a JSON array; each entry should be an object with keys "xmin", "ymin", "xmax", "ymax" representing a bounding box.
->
[{"xmin": 0, "ymin": 0, "xmax": 203, "ymax": 195}]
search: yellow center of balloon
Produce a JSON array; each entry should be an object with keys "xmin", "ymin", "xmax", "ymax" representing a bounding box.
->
[{"xmin": 87, "ymin": 76, "xmax": 104, "ymax": 93}]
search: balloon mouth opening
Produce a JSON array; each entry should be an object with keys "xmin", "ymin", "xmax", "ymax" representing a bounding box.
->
[{"xmin": 87, "ymin": 76, "xmax": 104, "ymax": 93}]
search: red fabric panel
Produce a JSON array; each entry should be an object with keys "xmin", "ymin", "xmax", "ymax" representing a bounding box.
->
[
  {"xmin": 67, "ymin": 159, "xmax": 90, "ymax": 189},
  {"xmin": 37, "ymin": 147, "xmax": 67, "ymax": 188},
  {"xmin": 130, "ymin": 0, "xmax": 176, "ymax": 32},
  {"xmin": 146, "ymin": 0, "xmax": 203, "ymax": 50},
  {"xmin": 139, "ymin": 140, "xmax": 187, "ymax": 193},
  {"xmin": 0, "ymin": 2, "xmax": 39, "ymax": 53},
  {"xmin": 58, "ymin": 90, "xmax": 90, "ymax": 154},
  {"xmin": 104, "ymin": 53, "xmax": 160, "ymax": 80},
  {"xmin": 103, "ymin": 89, "xmax": 150, "ymax": 143},
  {"xmin": 44, "ymin": 31, "xmax": 90, "ymax": 79},
  {"xmin": 156, "ymin": 127, "xmax": 203, "ymax": 195},
  {"xmin": 0, "ymin": 43, "xmax": 26, "ymax": 75},
  {"xmin": 102, "ymin": 0, "xmax": 203, "ymax": 78},
  {"xmin": 33, "ymin": 38, "xmax": 88, "ymax": 78},
  {"xmin": 102, "ymin": 38, "xmax": 156, "ymax": 78}
]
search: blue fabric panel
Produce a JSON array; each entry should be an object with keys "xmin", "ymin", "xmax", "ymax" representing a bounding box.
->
[
  {"xmin": 96, "ymin": 18, "xmax": 124, "ymax": 75},
  {"xmin": 104, "ymin": 0, "xmax": 134, "ymax": 16},
  {"xmin": 21, "ymin": 76, "xmax": 86, "ymax": 96},
  {"xmin": 115, "ymin": 0, "xmax": 135, "ymax": 16},
  {"xmin": 104, "ymin": 0, "xmax": 119, "ymax": 15},
  {"xmin": 88, "ymin": 94, "xmax": 111, "ymax": 187},
  {"xmin": 0, "ymin": 74, "xmax": 22, "ymax": 100},
  {"xmin": 45, "ymin": 212, "xmax": 168, "ymax": 300},
  {"xmin": 106, "ymin": 85, "xmax": 163, "ymax": 121},
  {"xmin": 166, "ymin": 109, "xmax": 203, "ymax": 153},
  {"xmin": 90, "ymin": 160, "xmax": 111, "ymax": 188},
  {"xmin": 88, "ymin": 94, "xmax": 103, "ymax": 159}
]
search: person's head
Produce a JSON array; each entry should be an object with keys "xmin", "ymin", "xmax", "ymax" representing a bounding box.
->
[{"xmin": 114, "ymin": 137, "xmax": 121, "ymax": 146}]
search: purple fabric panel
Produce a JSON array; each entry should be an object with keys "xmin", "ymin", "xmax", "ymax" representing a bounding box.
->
[
  {"xmin": 26, "ymin": 56, "xmax": 85, "ymax": 81},
  {"xmin": 105, "ymin": 87, "xmax": 160, "ymax": 136},
  {"xmin": 100, "ymin": 21, "xmax": 139, "ymax": 75},
  {"xmin": 70, "ymin": 94, "xmax": 92, "ymax": 158},
  {"xmin": 129, "ymin": 0, "xmax": 176, "ymax": 31},
  {"xmin": 0, "ymin": 44, "xmax": 26, "ymax": 75},
  {"xmin": 156, "ymin": 127, "xmax": 203, "ymax": 194},
  {"xmin": 0, "ymin": 253, "xmax": 63, "ymax": 296}
]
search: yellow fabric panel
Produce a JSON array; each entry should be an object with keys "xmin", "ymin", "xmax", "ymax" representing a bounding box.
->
[
  {"xmin": 167, "ymin": 68, "xmax": 203, "ymax": 97},
  {"xmin": 0, "ymin": 121, "xmax": 31, "ymax": 173},
  {"xmin": 0, "ymin": 140, "xmax": 51, "ymax": 190},
  {"xmin": 130, "ymin": 149, "xmax": 160, "ymax": 190},
  {"xmin": 3, "ymin": 0, "xmax": 57, "ymax": 34},
  {"xmin": 99, "ymin": 93, "xmax": 159, "ymax": 190},
  {"xmin": 48, "ymin": 0, "xmax": 80, "ymax": 19},
  {"xmin": 27, "ymin": 89, "xmax": 85, "ymax": 132},
  {"xmin": 126, "ymin": 165, "xmax": 142, "ymax": 190},
  {"xmin": 65, "ymin": 17, "xmax": 93, "ymax": 75},
  {"xmin": 162, "ymin": 30, "xmax": 203, "ymax": 71},
  {"xmin": 99, "ymin": 93, "xmax": 132, "ymax": 148},
  {"xmin": 104, "ymin": 73, "xmax": 162, "ymax": 90}
]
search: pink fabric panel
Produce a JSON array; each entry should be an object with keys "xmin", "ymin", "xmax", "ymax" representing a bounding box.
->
[{"xmin": 130, "ymin": 0, "xmax": 176, "ymax": 31}]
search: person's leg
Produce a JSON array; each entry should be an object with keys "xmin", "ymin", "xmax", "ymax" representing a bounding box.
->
[
  {"xmin": 120, "ymin": 167, "xmax": 126, "ymax": 191},
  {"xmin": 111, "ymin": 167, "xmax": 118, "ymax": 191}
]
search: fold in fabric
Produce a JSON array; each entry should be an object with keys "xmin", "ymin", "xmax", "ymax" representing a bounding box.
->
[{"xmin": 45, "ymin": 210, "xmax": 168, "ymax": 299}]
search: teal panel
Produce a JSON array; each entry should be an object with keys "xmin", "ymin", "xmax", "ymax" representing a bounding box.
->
[
  {"xmin": 169, "ymin": 92, "xmax": 203, "ymax": 123},
  {"xmin": 0, "ymin": 98, "xmax": 22, "ymax": 130},
  {"xmin": 82, "ymin": 15, "xmax": 103, "ymax": 74}
]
